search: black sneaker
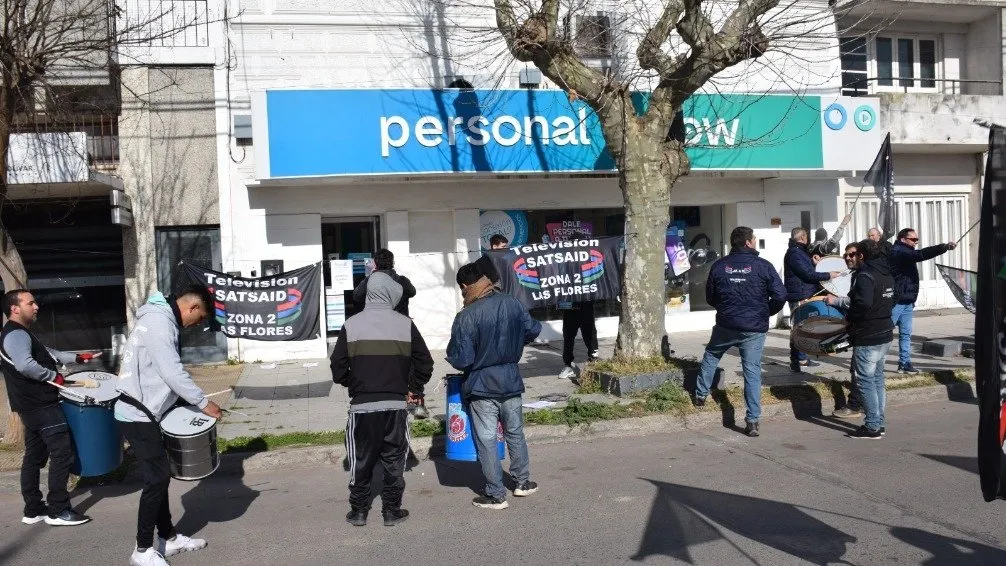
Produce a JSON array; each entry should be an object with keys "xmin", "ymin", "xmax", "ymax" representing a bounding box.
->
[
  {"xmin": 382, "ymin": 508, "xmax": 409, "ymax": 526},
  {"xmin": 744, "ymin": 422, "xmax": 760, "ymax": 437},
  {"xmin": 345, "ymin": 508, "xmax": 368, "ymax": 527},
  {"xmin": 514, "ymin": 481, "xmax": 538, "ymax": 497},
  {"xmin": 789, "ymin": 362, "xmax": 802, "ymax": 373},
  {"xmin": 472, "ymin": 495, "xmax": 509, "ymax": 510},
  {"xmin": 898, "ymin": 364, "xmax": 921, "ymax": 375},
  {"xmin": 847, "ymin": 426, "xmax": 882, "ymax": 440},
  {"xmin": 879, "ymin": 427, "xmax": 886, "ymax": 436},
  {"xmin": 44, "ymin": 508, "xmax": 90, "ymax": 526},
  {"xmin": 691, "ymin": 394, "xmax": 706, "ymax": 408}
]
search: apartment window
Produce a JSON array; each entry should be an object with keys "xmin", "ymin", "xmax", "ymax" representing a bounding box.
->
[
  {"xmin": 572, "ymin": 13, "xmax": 612, "ymax": 58},
  {"xmin": 840, "ymin": 35, "xmax": 939, "ymax": 94},
  {"xmin": 840, "ymin": 37, "xmax": 868, "ymax": 96},
  {"xmin": 875, "ymin": 35, "xmax": 938, "ymax": 91}
]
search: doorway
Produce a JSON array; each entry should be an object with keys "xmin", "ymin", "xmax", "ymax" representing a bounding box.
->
[
  {"xmin": 321, "ymin": 217, "xmax": 380, "ymax": 338},
  {"xmin": 779, "ymin": 203, "xmax": 818, "ymax": 234}
]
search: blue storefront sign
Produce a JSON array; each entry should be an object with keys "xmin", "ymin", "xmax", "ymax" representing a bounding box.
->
[{"xmin": 253, "ymin": 89, "xmax": 881, "ymax": 179}]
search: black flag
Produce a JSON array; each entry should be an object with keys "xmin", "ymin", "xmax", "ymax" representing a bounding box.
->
[
  {"xmin": 935, "ymin": 264, "xmax": 977, "ymax": 314},
  {"xmin": 182, "ymin": 263, "xmax": 322, "ymax": 341},
  {"xmin": 975, "ymin": 125, "xmax": 1006, "ymax": 502},
  {"xmin": 863, "ymin": 133, "xmax": 895, "ymax": 236}
]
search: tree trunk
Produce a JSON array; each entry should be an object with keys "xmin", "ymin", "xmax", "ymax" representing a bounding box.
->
[
  {"xmin": 0, "ymin": 84, "xmax": 29, "ymax": 447},
  {"xmin": 615, "ymin": 138, "xmax": 678, "ymax": 359}
]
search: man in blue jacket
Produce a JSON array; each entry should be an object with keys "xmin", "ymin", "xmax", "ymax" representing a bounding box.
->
[
  {"xmin": 692, "ymin": 227, "xmax": 788, "ymax": 437},
  {"xmin": 784, "ymin": 227, "xmax": 841, "ymax": 372},
  {"xmin": 447, "ymin": 262, "xmax": 542, "ymax": 510},
  {"xmin": 888, "ymin": 227, "xmax": 956, "ymax": 374}
]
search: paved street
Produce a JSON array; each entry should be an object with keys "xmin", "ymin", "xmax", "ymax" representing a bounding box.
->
[{"xmin": 1, "ymin": 398, "xmax": 1002, "ymax": 565}]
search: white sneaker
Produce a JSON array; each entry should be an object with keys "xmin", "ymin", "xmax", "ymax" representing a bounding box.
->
[
  {"xmin": 558, "ymin": 366, "xmax": 576, "ymax": 380},
  {"xmin": 158, "ymin": 533, "xmax": 207, "ymax": 557},
  {"xmin": 21, "ymin": 514, "xmax": 46, "ymax": 525},
  {"xmin": 130, "ymin": 547, "xmax": 169, "ymax": 566}
]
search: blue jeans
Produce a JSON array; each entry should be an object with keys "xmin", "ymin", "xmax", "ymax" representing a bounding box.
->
[
  {"xmin": 788, "ymin": 301, "xmax": 808, "ymax": 364},
  {"xmin": 853, "ymin": 342, "xmax": 890, "ymax": 431},
  {"xmin": 468, "ymin": 395, "xmax": 530, "ymax": 499},
  {"xmin": 891, "ymin": 303, "xmax": 914, "ymax": 366},
  {"xmin": 695, "ymin": 325, "xmax": 767, "ymax": 424}
]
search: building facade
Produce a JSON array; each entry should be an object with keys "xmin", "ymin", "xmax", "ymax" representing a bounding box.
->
[{"xmin": 203, "ymin": 0, "xmax": 1003, "ymax": 361}]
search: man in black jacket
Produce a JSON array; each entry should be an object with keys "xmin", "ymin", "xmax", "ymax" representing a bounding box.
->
[
  {"xmin": 331, "ymin": 272, "xmax": 434, "ymax": 527},
  {"xmin": 827, "ymin": 243, "xmax": 864, "ymax": 419},
  {"xmin": 1, "ymin": 289, "xmax": 99, "ymax": 526},
  {"xmin": 693, "ymin": 227, "xmax": 787, "ymax": 437},
  {"xmin": 844, "ymin": 239, "xmax": 896, "ymax": 440},
  {"xmin": 784, "ymin": 227, "xmax": 841, "ymax": 373},
  {"xmin": 888, "ymin": 228, "xmax": 956, "ymax": 374},
  {"xmin": 352, "ymin": 249, "xmax": 416, "ymax": 316}
]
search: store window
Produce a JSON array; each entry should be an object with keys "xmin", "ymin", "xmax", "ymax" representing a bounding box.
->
[{"xmin": 514, "ymin": 206, "xmax": 723, "ymax": 321}]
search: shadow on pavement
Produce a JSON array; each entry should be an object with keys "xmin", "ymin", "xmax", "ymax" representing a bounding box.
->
[
  {"xmin": 918, "ymin": 453, "xmax": 979, "ymax": 475},
  {"xmin": 889, "ymin": 526, "xmax": 1006, "ymax": 565},
  {"xmin": 431, "ymin": 457, "xmax": 486, "ymax": 495},
  {"xmin": 175, "ymin": 440, "xmax": 268, "ymax": 537},
  {"xmin": 632, "ymin": 479, "xmax": 856, "ymax": 564},
  {"xmin": 231, "ymin": 381, "xmax": 333, "ymax": 401}
]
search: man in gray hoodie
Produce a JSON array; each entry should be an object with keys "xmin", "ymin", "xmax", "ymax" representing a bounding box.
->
[{"xmin": 114, "ymin": 286, "xmax": 222, "ymax": 566}]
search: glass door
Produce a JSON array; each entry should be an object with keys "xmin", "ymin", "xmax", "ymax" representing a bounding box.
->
[{"xmin": 321, "ymin": 217, "xmax": 380, "ymax": 337}]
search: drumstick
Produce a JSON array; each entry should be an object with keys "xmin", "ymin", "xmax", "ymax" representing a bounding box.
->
[
  {"xmin": 48, "ymin": 380, "xmax": 93, "ymax": 404},
  {"xmin": 205, "ymin": 389, "xmax": 233, "ymax": 398},
  {"xmin": 222, "ymin": 408, "xmax": 250, "ymax": 418}
]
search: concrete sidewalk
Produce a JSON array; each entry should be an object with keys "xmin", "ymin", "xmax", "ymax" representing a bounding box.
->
[{"xmin": 218, "ymin": 309, "xmax": 975, "ymax": 439}]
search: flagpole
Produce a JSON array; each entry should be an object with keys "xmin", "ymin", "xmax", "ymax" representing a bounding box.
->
[{"xmin": 956, "ymin": 219, "xmax": 981, "ymax": 245}]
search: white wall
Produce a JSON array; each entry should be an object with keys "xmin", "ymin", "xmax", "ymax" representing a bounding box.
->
[{"xmin": 965, "ymin": 11, "xmax": 1004, "ymax": 95}]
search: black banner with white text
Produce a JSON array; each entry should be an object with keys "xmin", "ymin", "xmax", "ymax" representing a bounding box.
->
[
  {"xmin": 182, "ymin": 263, "xmax": 321, "ymax": 341},
  {"xmin": 486, "ymin": 237, "xmax": 622, "ymax": 309}
]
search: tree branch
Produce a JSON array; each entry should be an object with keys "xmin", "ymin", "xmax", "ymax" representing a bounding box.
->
[
  {"xmin": 636, "ymin": 1, "xmax": 685, "ymax": 77},
  {"xmin": 676, "ymin": 0, "xmax": 714, "ymax": 48},
  {"xmin": 493, "ymin": 0, "xmax": 606, "ymax": 105}
]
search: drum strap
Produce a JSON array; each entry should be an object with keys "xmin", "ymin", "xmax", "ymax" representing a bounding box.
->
[{"xmin": 117, "ymin": 391, "xmax": 162, "ymax": 425}]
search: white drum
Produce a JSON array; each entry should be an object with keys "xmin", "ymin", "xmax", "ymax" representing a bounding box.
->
[
  {"xmin": 816, "ymin": 255, "xmax": 851, "ymax": 298},
  {"xmin": 60, "ymin": 370, "xmax": 120, "ymax": 407},
  {"xmin": 160, "ymin": 405, "xmax": 219, "ymax": 481}
]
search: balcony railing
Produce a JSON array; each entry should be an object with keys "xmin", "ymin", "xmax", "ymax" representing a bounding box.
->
[
  {"xmin": 842, "ymin": 77, "xmax": 1003, "ymax": 97},
  {"xmin": 120, "ymin": 0, "xmax": 210, "ymax": 48},
  {"xmin": 12, "ymin": 114, "xmax": 119, "ymax": 169}
]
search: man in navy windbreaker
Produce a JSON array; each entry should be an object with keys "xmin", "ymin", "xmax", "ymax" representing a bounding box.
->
[
  {"xmin": 447, "ymin": 262, "xmax": 542, "ymax": 510},
  {"xmin": 692, "ymin": 227, "xmax": 787, "ymax": 438},
  {"xmin": 888, "ymin": 227, "xmax": 956, "ymax": 374},
  {"xmin": 784, "ymin": 227, "xmax": 840, "ymax": 372}
]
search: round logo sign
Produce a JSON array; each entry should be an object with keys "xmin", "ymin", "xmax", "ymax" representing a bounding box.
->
[
  {"xmin": 480, "ymin": 210, "xmax": 528, "ymax": 250},
  {"xmin": 448, "ymin": 413, "xmax": 467, "ymax": 442}
]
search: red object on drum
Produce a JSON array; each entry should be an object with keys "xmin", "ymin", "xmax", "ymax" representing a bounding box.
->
[{"xmin": 54, "ymin": 374, "xmax": 65, "ymax": 386}]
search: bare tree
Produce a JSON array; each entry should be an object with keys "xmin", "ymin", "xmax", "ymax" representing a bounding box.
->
[
  {"xmin": 0, "ymin": 0, "xmax": 217, "ymax": 445},
  {"xmin": 478, "ymin": 0, "xmax": 848, "ymax": 358}
]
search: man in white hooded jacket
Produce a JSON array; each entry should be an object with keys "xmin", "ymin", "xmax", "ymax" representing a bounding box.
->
[{"xmin": 114, "ymin": 286, "xmax": 222, "ymax": 566}]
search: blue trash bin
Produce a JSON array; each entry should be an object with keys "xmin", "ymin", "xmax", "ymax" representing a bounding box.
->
[{"xmin": 445, "ymin": 374, "xmax": 505, "ymax": 462}]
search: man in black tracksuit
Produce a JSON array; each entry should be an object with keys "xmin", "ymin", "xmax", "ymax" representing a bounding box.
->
[
  {"xmin": 1, "ymin": 289, "xmax": 97, "ymax": 527},
  {"xmin": 844, "ymin": 239, "xmax": 896, "ymax": 440},
  {"xmin": 331, "ymin": 272, "xmax": 434, "ymax": 527}
]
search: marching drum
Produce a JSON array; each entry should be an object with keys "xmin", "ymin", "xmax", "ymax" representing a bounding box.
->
[
  {"xmin": 816, "ymin": 255, "xmax": 851, "ymax": 298},
  {"xmin": 59, "ymin": 371, "xmax": 123, "ymax": 477},
  {"xmin": 160, "ymin": 405, "xmax": 219, "ymax": 481},
  {"xmin": 790, "ymin": 301, "xmax": 850, "ymax": 356}
]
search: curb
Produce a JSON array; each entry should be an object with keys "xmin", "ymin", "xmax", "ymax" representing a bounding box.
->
[{"xmin": 0, "ymin": 379, "xmax": 975, "ymax": 493}]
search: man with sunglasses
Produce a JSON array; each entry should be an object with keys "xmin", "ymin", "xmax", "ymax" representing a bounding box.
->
[
  {"xmin": 888, "ymin": 228, "xmax": 956, "ymax": 374},
  {"xmin": 827, "ymin": 243, "xmax": 864, "ymax": 418}
]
